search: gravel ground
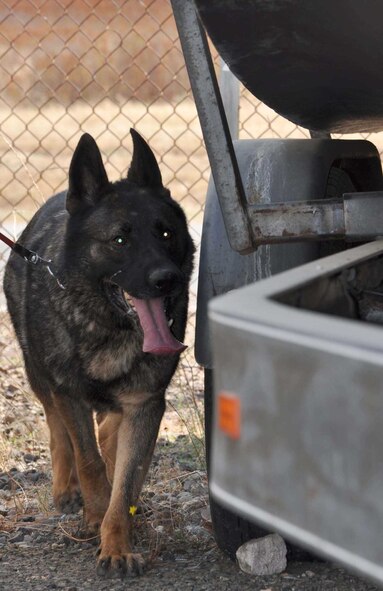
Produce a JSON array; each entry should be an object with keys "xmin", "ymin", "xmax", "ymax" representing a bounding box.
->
[
  {"xmin": 0, "ymin": 521, "xmax": 379, "ymax": 591},
  {"xmin": 0, "ymin": 313, "xmax": 380, "ymax": 591}
]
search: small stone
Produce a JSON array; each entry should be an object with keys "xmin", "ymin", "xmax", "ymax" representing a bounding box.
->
[
  {"xmin": 185, "ymin": 525, "xmax": 212, "ymax": 541},
  {"xmin": 0, "ymin": 476, "xmax": 10, "ymax": 490},
  {"xmin": 10, "ymin": 471, "xmax": 24, "ymax": 484},
  {"xmin": 200, "ymin": 505, "xmax": 211, "ymax": 524},
  {"xmin": 177, "ymin": 491, "xmax": 193, "ymax": 503},
  {"xmin": 9, "ymin": 531, "xmax": 25, "ymax": 544},
  {"xmin": 0, "ymin": 503, "xmax": 8, "ymax": 516},
  {"xmin": 306, "ymin": 570, "xmax": 315, "ymax": 578},
  {"xmin": 182, "ymin": 496, "xmax": 206, "ymax": 513},
  {"xmin": 161, "ymin": 550, "xmax": 176, "ymax": 561},
  {"xmin": 26, "ymin": 471, "xmax": 42, "ymax": 483},
  {"xmin": 236, "ymin": 533, "xmax": 287, "ymax": 576},
  {"xmin": 20, "ymin": 515, "xmax": 36, "ymax": 522},
  {"xmin": 14, "ymin": 541, "xmax": 33, "ymax": 548},
  {"xmin": 3, "ymin": 415, "xmax": 15, "ymax": 425},
  {"xmin": 25, "ymin": 499, "xmax": 40, "ymax": 512},
  {"xmin": 182, "ymin": 473, "xmax": 206, "ymax": 495},
  {"xmin": 24, "ymin": 453, "xmax": 40, "ymax": 463}
]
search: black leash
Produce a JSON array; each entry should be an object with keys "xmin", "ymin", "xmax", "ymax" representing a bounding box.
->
[{"xmin": 0, "ymin": 230, "xmax": 66, "ymax": 290}]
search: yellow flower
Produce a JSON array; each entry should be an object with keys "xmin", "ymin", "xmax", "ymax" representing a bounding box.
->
[{"xmin": 129, "ymin": 505, "xmax": 137, "ymax": 516}]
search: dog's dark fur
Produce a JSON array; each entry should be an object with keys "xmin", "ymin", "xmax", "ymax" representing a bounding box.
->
[{"xmin": 3, "ymin": 130, "xmax": 194, "ymax": 577}]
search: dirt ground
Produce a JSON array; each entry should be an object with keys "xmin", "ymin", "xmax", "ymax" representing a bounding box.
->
[
  {"xmin": 0, "ymin": 313, "xmax": 379, "ymax": 591},
  {"xmin": 0, "ymin": 541, "xmax": 379, "ymax": 591}
]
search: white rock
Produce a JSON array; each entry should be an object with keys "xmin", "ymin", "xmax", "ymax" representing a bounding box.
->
[{"xmin": 236, "ymin": 533, "xmax": 287, "ymax": 576}]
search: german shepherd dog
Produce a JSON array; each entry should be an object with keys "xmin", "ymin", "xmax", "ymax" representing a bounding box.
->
[{"xmin": 3, "ymin": 129, "xmax": 194, "ymax": 577}]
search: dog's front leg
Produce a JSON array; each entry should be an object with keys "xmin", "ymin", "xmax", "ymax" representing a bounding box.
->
[
  {"xmin": 97, "ymin": 392, "xmax": 165, "ymax": 578},
  {"xmin": 52, "ymin": 395, "xmax": 111, "ymax": 535}
]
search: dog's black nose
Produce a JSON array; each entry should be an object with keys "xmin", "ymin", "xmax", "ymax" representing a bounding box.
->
[{"xmin": 148, "ymin": 268, "xmax": 180, "ymax": 293}]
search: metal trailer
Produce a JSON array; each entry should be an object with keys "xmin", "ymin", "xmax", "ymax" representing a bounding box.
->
[{"xmin": 171, "ymin": 0, "xmax": 383, "ymax": 585}]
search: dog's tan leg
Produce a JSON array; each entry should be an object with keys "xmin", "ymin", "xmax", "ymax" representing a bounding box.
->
[
  {"xmin": 97, "ymin": 393, "xmax": 165, "ymax": 577},
  {"xmin": 97, "ymin": 411, "xmax": 122, "ymax": 483},
  {"xmin": 52, "ymin": 395, "xmax": 111, "ymax": 535},
  {"xmin": 44, "ymin": 403, "xmax": 82, "ymax": 514}
]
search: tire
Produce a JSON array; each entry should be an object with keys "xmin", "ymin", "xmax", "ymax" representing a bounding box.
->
[{"xmin": 325, "ymin": 166, "xmax": 355, "ymax": 198}]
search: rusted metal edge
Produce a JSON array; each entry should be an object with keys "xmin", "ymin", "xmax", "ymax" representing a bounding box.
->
[{"xmin": 247, "ymin": 191, "xmax": 383, "ymax": 245}]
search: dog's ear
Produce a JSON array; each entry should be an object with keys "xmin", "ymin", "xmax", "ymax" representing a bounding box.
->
[
  {"xmin": 66, "ymin": 133, "xmax": 109, "ymax": 215},
  {"xmin": 127, "ymin": 128, "xmax": 163, "ymax": 188}
]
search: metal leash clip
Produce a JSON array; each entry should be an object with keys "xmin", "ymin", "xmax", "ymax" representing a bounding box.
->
[{"xmin": 12, "ymin": 243, "xmax": 66, "ymax": 290}]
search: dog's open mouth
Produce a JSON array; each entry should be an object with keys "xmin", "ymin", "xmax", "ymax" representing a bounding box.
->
[
  {"xmin": 106, "ymin": 284, "xmax": 186, "ymax": 355},
  {"xmin": 129, "ymin": 296, "xmax": 186, "ymax": 356}
]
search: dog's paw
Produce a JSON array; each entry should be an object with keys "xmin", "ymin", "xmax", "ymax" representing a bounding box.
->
[
  {"xmin": 54, "ymin": 487, "xmax": 83, "ymax": 514},
  {"xmin": 77, "ymin": 510, "xmax": 109, "ymax": 540},
  {"xmin": 74, "ymin": 519, "xmax": 101, "ymax": 543},
  {"xmin": 96, "ymin": 551, "xmax": 146, "ymax": 578}
]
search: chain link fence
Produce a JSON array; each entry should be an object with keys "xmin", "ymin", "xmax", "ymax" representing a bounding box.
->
[{"xmin": 1, "ymin": 0, "xmax": 383, "ymax": 367}]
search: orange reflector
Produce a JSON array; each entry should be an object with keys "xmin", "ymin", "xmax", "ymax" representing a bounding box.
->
[{"xmin": 218, "ymin": 391, "xmax": 241, "ymax": 440}]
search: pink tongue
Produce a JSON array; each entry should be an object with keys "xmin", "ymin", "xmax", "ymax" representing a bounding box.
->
[{"xmin": 131, "ymin": 296, "xmax": 187, "ymax": 355}]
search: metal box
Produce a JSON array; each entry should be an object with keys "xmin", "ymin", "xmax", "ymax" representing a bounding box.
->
[{"xmin": 209, "ymin": 240, "xmax": 383, "ymax": 584}]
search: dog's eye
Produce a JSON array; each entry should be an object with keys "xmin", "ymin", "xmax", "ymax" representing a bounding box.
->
[
  {"xmin": 113, "ymin": 235, "xmax": 127, "ymax": 246},
  {"xmin": 162, "ymin": 230, "xmax": 172, "ymax": 240}
]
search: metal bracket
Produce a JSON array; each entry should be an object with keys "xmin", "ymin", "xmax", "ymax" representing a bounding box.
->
[
  {"xmin": 248, "ymin": 191, "xmax": 383, "ymax": 244},
  {"xmin": 343, "ymin": 192, "xmax": 383, "ymax": 240}
]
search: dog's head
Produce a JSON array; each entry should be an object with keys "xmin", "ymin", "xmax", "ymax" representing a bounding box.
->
[{"xmin": 65, "ymin": 129, "xmax": 194, "ymax": 355}]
